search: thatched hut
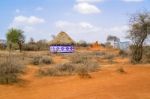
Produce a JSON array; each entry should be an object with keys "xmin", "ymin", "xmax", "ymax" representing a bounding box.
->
[{"xmin": 49, "ymin": 31, "xmax": 75, "ymax": 53}]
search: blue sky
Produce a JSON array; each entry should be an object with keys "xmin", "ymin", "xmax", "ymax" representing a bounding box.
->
[{"xmin": 0, "ymin": 0, "xmax": 150, "ymax": 43}]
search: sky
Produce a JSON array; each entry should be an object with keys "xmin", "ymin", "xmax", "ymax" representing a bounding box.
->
[{"xmin": 0, "ymin": 0, "xmax": 150, "ymax": 43}]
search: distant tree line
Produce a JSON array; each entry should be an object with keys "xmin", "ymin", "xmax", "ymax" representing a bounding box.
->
[
  {"xmin": 1, "ymin": 10, "xmax": 150, "ymax": 64},
  {"xmin": 3, "ymin": 28, "xmax": 49, "ymax": 51}
]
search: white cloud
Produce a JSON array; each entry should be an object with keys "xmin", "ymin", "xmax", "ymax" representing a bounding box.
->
[
  {"xmin": 74, "ymin": 3, "xmax": 101, "ymax": 14},
  {"xmin": 79, "ymin": 22, "xmax": 94, "ymax": 29},
  {"xmin": 122, "ymin": 0, "xmax": 144, "ymax": 2},
  {"xmin": 55, "ymin": 21, "xmax": 129, "ymax": 42},
  {"xmin": 12, "ymin": 15, "xmax": 45, "ymax": 26},
  {"xmin": 76, "ymin": 0, "xmax": 103, "ymax": 3},
  {"xmin": 9, "ymin": 15, "xmax": 46, "ymax": 41},
  {"xmin": 55, "ymin": 21, "xmax": 100, "ymax": 33}
]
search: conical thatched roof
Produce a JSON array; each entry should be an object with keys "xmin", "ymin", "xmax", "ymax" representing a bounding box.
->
[{"xmin": 49, "ymin": 31, "xmax": 75, "ymax": 45}]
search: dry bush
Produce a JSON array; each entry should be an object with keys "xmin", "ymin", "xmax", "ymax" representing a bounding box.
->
[
  {"xmin": 119, "ymin": 50, "xmax": 128, "ymax": 58},
  {"xmin": 0, "ymin": 56, "xmax": 25, "ymax": 84},
  {"xmin": 76, "ymin": 65, "xmax": 91, "ymax": 78},
  {"xmin": 56, "ymin": 63, "xmax": 75, "ymax": 74},
  {"xmin": 32, "ymin": 56, "xmax": 41, "ymax": 65},
  {"xmin": 91, "ymin": 52, "xmax": 106, "ymax": 57},
  {"xmin": 32, "ymin": 56, "xmax": 53, "ymax": 65},
  {"xmin": 103, "ymin": 54, "xmax": 115, "ymax": 59},
  {"xmin": 39, "ymin": 53, "xmax": 99, "ymax": 77},
  {"xmin": 39, "ymin": 67, "xmax": 60, "ymax": 76},
  {"xmin": 70, "ymin": 53, "xmax": 99, "ymax": 72},
  {"xmin": 116, "ymin": 67, "xmax": 126, "ymax": 74},
  {"xmin": 40, "ymin": 56, "xmax": 53, "ymax": 64},
  {"xmin": 70, "ymin": 53, "xmax": 89, "ymax": 64},
  {"xmin": 39, "ymin": 62, "xmax": 98, "ymax": 77},
  {"xmin": 39, "ymin": 63, "xmax": 75, "ymax": 76},
  {"xmin": 23, "ymin": 40, "xmax": 49, "ymax": 51},
  {"xmin": 103, "ymin": 54, "xmax": 115, "ymax": 64},
  {"xmin": 142, "ymin": 46, "xmax": 150, "ymax": 63},
  {"xmin": 23, "ymin": 44, "xmax": 39, "ymax": 51},
  {"xmin": 0, "ymin": 44, "xmax": 6, "ymax": 50}
]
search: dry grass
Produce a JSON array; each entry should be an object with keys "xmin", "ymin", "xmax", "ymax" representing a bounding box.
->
[
  {"xmin": 31, "ymin": 56, "xmax": 54, "ymax": 65},
  {"xmin": 38, "ymin": 63, "xmax": 76, "ymax": 76},
  {"xmin": 39, "ymin": 52, "xmax": 99, "ymax": 77},
  {"xmin": 0, "ymin": 56, "xmax": 25, "ymax": 84},
  {"xmin": 38, "ymin": 62, "xmax": 95, "ymax": 77}
]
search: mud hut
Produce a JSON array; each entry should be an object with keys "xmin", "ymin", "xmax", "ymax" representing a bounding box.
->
[{"xmin": 49, "ymin": 31, "xmax": 75, "ymax": 53}]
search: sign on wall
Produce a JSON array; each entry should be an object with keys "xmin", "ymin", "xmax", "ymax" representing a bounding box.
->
[{"xmin": 50, "ymin": 46, "xmax": 74, "ymax": 53}]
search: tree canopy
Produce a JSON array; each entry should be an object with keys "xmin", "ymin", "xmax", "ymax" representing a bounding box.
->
[
  {"xmin": 6, "ymin": 28, "xmax": 25, "ymax": 52},
  {"xmin": 128, "ymin": 11, "xmax": 150, "ymax": 63}
]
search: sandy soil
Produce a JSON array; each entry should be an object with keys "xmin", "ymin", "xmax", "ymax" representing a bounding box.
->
[{"xmin": 0, "ymin": 64, "xmax": 150, "ymax": 99}]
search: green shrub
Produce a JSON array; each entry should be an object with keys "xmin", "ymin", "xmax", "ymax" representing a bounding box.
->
[{"xmin": 0, "ymin": 57, "xmax": 25, "ymax": 84}]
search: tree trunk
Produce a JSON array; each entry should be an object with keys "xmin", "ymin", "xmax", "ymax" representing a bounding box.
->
[
  {"xmin": 132, "ymin": 45, "xmax": 143, "ymax": 63},
  {"xmin": 18, "ymin": 42, "xmax": 22, "ymax": 53}
]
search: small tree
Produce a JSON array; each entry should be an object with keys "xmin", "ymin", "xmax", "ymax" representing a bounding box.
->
[
  {"xmin": 107, "ymin": 35, "xmax": 120, "ymax": 42},
  {"xmin": 107, "ymin": 35, "xmax": 120, "ymax": 48},
  {"xmin": 6, "ymin": 28, "xmax": 25, "ymax": 52},
  {"xmin": 128, "ymin": 11, "xmax": 150, "ymax": 63}
]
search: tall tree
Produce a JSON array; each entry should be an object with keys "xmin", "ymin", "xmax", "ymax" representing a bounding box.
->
[
  {"xmin": 128, "ymin": 11, "xmax": 150, "ymax": 63},
  {"xmin": 6, "ymin": 28, "xmax": 25, "ymax": 52}
]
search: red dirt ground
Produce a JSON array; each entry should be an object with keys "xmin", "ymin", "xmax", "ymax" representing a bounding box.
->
[{"xmin": 0, "ymin": 64, "xmax": 150, "ymax": 99}]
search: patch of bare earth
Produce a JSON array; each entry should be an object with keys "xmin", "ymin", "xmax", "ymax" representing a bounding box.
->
[{"xmin": 0, "ymin": 64, "xmax": 150, "ymax": 99}]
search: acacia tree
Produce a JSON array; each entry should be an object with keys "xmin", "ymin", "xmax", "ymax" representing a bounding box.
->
[
  {"xmin": 128, "ymin": 11, "xmax": 150, "ymax": 63},
  {"xmin": 107, "ymin": 35, "xmax": 120, "ymax": 48},
  {"xmin": 6, "ymin": 28, "xmax": 25, "ymax": 52},
  {"xmin": 107, "ymin": 35, "xmax": 120, "ymax": 42}
]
